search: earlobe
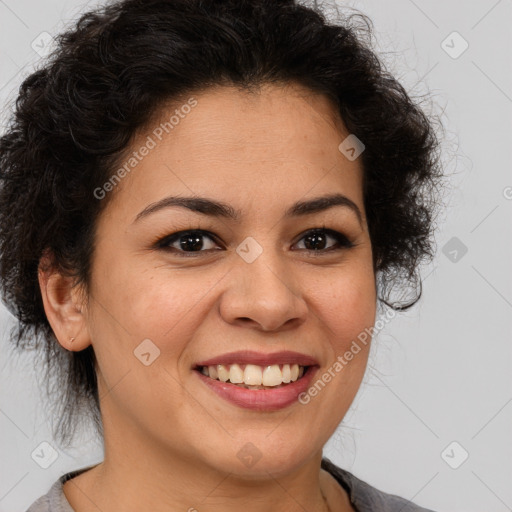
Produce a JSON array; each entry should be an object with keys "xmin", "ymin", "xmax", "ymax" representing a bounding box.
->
[{"xmin": 38, "ymin": 256, "xmax": 90, "ymax": 352}]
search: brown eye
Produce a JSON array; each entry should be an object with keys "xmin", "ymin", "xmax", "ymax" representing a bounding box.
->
[
  {"xmin": 155, "ymin": 227, "xmax": 355, "ymax": 258},
  {"xmin": 157, "ymin": 230, "xmax": 221, "ymax": 256},
  {"xmin": 294, "ymin": 228, "xmax": 354, "ymax": 253}
]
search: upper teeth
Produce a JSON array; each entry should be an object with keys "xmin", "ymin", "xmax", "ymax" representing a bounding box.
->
[{"xmin": 200, "ymin": 363, "xmax": 305, "ymax": 386}]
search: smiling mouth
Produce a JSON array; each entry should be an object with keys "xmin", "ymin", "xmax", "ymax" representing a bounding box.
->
[{"xmin": 194, "ymin": 363, "xmax": 310, "ymax": 389}]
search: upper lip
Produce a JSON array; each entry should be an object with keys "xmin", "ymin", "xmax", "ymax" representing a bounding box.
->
[{"xmin": 194, "ymin": 350, "xmax": 319, "ymax": 368}]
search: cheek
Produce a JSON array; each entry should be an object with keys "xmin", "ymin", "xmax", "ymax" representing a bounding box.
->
[
  {"xmin": 295, "ymin": 268, "xmax": 376, "ymax": 435},
  {"xmin": 310, "ymin": 265, "xmax": 376, "ymax": 345},
  {"xmin": 105, "ymin": 265, "xmax": 222, "ymax": 354},
  {"xmin": 87, "ymin": 265, "xmax": 208, "ymax": 420}
]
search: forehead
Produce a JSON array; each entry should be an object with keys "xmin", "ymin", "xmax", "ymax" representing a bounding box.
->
[
  {"xmin": 155, "ymin": 82, "xmax": 346, "ymax": 156},
  {"xmin": 99, "ymin": 82, "xmax": 364, "ymax": 224}
]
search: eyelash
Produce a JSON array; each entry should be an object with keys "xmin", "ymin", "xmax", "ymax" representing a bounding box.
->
[{"xmin": 154, "ymin": 227, "xmax": 356, "ymax": 257}]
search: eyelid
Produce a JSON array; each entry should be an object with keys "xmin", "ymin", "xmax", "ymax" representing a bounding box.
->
[
  {"xmin": 155, "ymin": 227, "xmax": 355, "ymax": 256},
  {"xmin": 293, "ymin": 227, "xmax": 355, "ymax": 250},
  {"xmin": 155, "ymin": 229, "xmax": 221, "ymax": 250}
]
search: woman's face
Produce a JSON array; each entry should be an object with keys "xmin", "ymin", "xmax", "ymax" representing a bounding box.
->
[{"xmin": 83, "ymin": 82, "xmax": 376, "ymax": 477}]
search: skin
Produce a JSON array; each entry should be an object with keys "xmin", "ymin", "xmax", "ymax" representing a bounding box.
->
[{"xmin": 39, "ymin": 81, "xmax": 377, "ymax": 512}]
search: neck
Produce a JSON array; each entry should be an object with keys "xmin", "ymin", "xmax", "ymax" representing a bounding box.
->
[
  {"xmin": 63, "ymin": 423, "xmax": 346, "ymax": 512},
  {"xmin": 62, "ymin": 382, "xmax": 353, "ymax": 512}
]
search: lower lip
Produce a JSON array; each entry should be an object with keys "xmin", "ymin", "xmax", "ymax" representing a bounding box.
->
[{"xmin": 193, "ymin": 366, "xmax": 319, "ymax": 411}]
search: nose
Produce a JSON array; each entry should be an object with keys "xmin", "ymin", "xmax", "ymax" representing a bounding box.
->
[{"xmin": 219, "ymin": 246, "xmax": 308, "ymax": 332}]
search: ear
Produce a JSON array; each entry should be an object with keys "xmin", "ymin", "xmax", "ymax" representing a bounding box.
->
[{"xmin": 38, "ymin": 250, "xmax": 91, "ymax": 352}]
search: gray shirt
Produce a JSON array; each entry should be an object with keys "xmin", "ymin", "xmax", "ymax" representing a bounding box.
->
[{"xmin": 25, "ymin": 457, "xmax": 436, "ymax": 512}]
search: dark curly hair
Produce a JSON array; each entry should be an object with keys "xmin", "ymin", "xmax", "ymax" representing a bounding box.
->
[{"xmin": 0, "ymin": 0, "xmax": 445, "ymax": 447}]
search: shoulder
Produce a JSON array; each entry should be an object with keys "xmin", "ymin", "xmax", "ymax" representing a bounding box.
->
[
  {"xmin": 24, "ymin": 491, "xmax": 50, "ymax": 512},
  {"xmin": 25, "ymin": 465, "xmax": 96, "ymax": 512},
  {"xmin": 24, "ymin": 479, "xmax": 69, "ymax": 512},
  {"xmin": 27, "ymin": 460, "xmax": 436, "ymax": 512},
  {"xmin": 321, "ymin": 457, "xmax": 437, "ymax": 512}
]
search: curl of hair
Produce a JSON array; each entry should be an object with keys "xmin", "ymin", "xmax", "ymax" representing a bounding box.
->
[{"xmin": 0, "ymin": 0, "xmax": 445, "ymax": 447}]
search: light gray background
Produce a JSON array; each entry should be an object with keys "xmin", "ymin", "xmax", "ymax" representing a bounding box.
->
[{"xmin": 1, "ymin": 0, "xmax": 511, "ymax": 511}]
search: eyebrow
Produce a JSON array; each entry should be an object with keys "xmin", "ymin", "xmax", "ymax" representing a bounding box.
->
[{"xmin": 133, "ymin": 193, "xmax": 363, "ymax": 227}]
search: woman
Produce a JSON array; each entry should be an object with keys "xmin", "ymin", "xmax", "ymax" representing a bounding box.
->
[{"xmin": 0, "ymin": 0, "xmax": 444, "ymax": 510}]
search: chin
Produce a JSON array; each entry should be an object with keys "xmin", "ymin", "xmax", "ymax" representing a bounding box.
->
[{"xmin": 199, "ymin": 438, "xmax": 319, "ymax": 480}]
